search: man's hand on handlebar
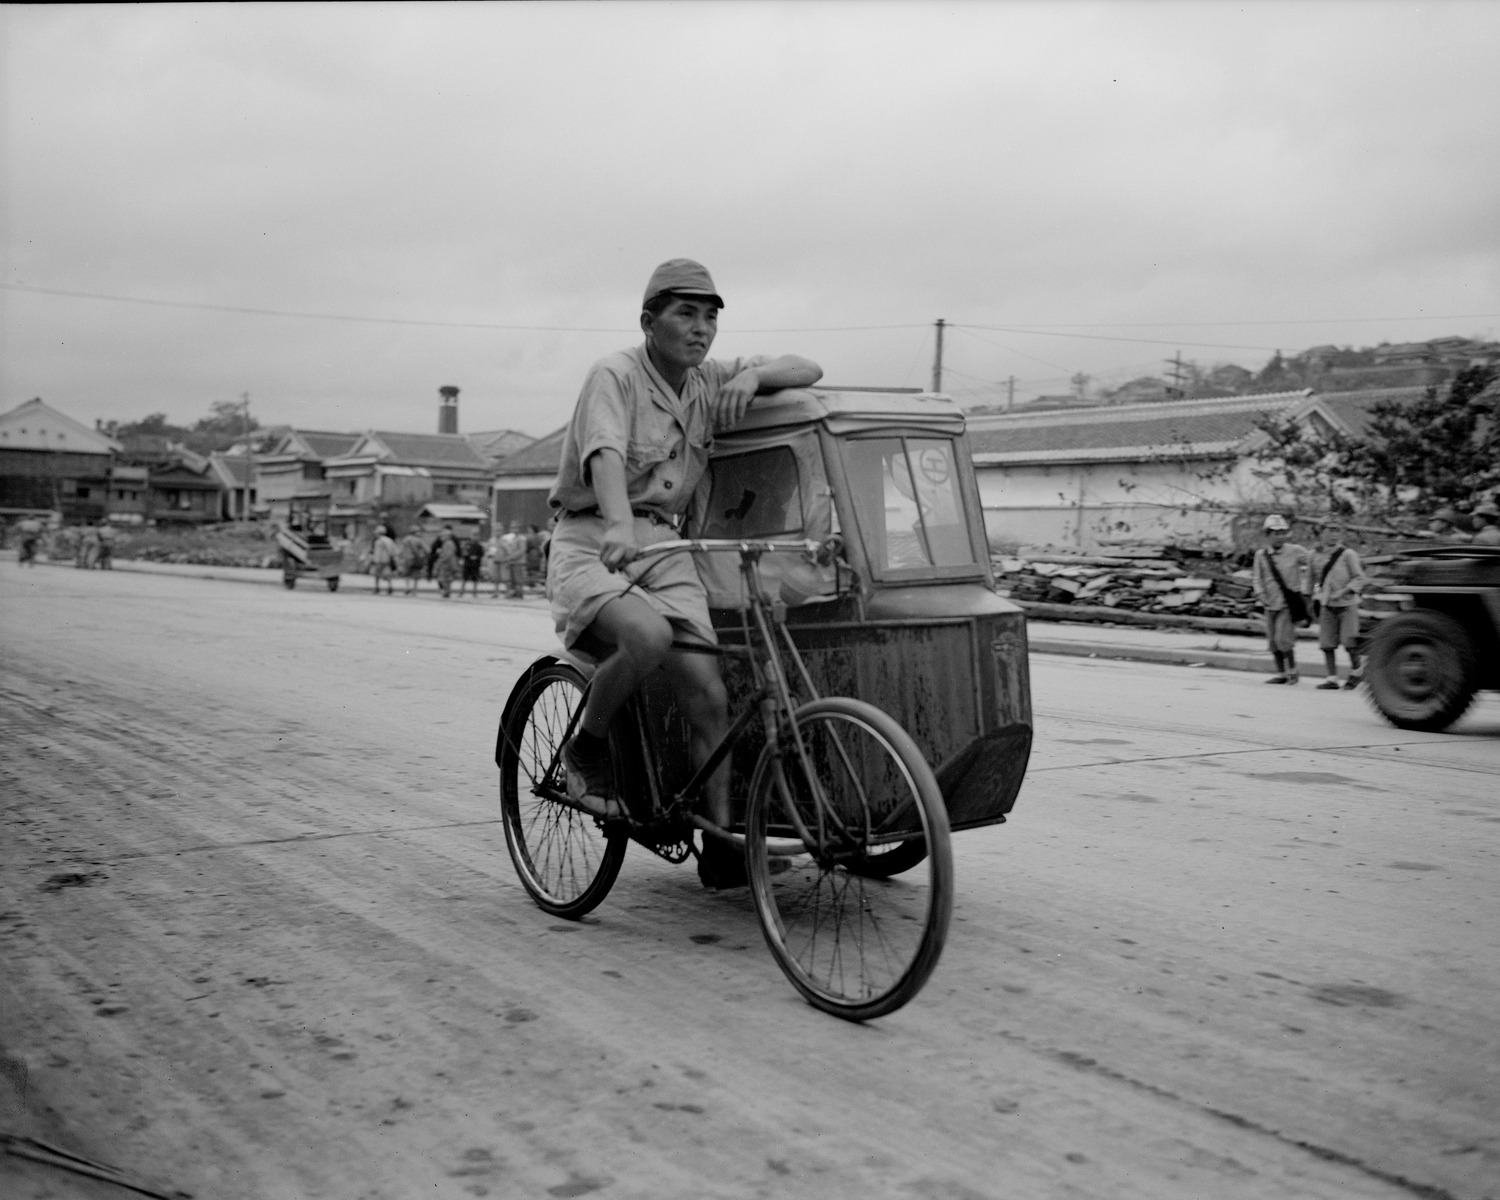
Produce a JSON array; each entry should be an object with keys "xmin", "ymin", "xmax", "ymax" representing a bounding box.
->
[{"xmin": 598, "ymin": 518, "xmax": 640, "ymax": 573}]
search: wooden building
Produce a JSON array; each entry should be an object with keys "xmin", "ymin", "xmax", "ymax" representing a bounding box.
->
[{"xmin": 0, "ymin": 398, "xmax": 121, "ymax": 524}]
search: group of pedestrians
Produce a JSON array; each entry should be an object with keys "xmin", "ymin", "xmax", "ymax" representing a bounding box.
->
[
  {"xmin": 365, "ymin": 522, "xmax": 550, "ymax": 599},
  {"xmin": 7, "ymin": 520, "xmax": 118, "ymax": 570},
  {"xmin": 1252, "ymin": 514, "xmax": 1368, "ymax": 688}
]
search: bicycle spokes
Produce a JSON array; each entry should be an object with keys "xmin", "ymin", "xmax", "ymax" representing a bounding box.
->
[{"xmin": 747, "ymin": 699, "xmax": 951, "ymax": 1020}]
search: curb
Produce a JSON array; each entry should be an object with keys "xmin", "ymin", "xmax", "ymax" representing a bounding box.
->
[
  {"xmin": 25, "ymin": 556, "xmax": 286, "ymax": 588},
  {"xmin": 22, "ymin": 555, "xmax": 551, "ymax": 606},
  {"xmin": 1028, "ymin": 635, "xmax": 1334, "ymax": 678}
]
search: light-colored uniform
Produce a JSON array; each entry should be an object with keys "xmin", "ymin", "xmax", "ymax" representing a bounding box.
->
[
  {"xmin": 1313, "ymin": 544, "xmax": 1367, "ymax": 650},
  {"xmin": 1252, "ymin": 542, "xmax": 1312, "ymax": 654},
  {"xmin": 547, "ymin": 343, "xmax": 766, "ymax": 651}
]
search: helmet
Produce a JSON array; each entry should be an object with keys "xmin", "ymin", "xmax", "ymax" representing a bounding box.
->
[
  {"xmin": 1262, "ymin": 514, "xmax": 1290, "ymax": 532},
  {"xmin": 1430, "ymin": 507, "xmax": 1458, "ymax": 524}
]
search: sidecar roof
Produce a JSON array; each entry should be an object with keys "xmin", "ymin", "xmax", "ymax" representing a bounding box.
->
[{"xmin": 732, "ymin": 388, "xmax": 966, "ymax": 436}]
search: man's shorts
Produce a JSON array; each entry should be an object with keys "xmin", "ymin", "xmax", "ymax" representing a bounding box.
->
[
  {"xmin": 1264, "ymin": 607, "xmax": 1298, "ymax": 654},
  {"xmin": 1318, "ymin": 604, "xmax": 1360, "ymax": 651},
  {"xmin": 547, "ymin": 512, "xmax": 714, "ymax": 654}
]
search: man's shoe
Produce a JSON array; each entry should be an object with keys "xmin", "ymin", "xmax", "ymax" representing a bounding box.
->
[
  {"xmin": 1265, "ymin": 674, "xmax": 1289, "ymax": 684},
  {"xmin": 1316, "ymin": 679, "xmax": 1341, "ymax": 690},
  {"xmin": 1287, "ymin": 672, "xmax": 1300, "ymax": 685},
  {"xmin": 562, "ymin": 737, "xmax": 623, "ymax": 820},
  {"xmin": 1343, "ymin": 676, "xmax": 1360, "ymax": 690},
  {"xmin": 697, "ymin": 838, "xmax": 749, "ymax": 891}
]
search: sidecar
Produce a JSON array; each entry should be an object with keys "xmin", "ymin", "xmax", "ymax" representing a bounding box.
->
[{"xmin": 655, "ymin": 387, "xmax": 1033, "ymax": 833}]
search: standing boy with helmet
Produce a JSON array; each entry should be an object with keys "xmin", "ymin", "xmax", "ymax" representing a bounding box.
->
[
  {"xmin": 547, "ymin": 258, "xmax": 821, "ymax": 888},
  {"xmin": 1311, "ymin": 522, "xmax": 1368, "ymax": 690},
  {"xmin": 1252, "ymin": 514, "xmax": 1313, "ymax": 684}
]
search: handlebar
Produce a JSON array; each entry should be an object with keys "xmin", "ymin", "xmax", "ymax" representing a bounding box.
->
[{"xmin": 632, "ymin": 535, "xmax": 843, "ymax": 565}]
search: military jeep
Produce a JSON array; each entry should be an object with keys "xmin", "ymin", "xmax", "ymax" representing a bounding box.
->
[{"xmin": 1365, "ymin": 546, "xmax": 1500, "ymax": 731}]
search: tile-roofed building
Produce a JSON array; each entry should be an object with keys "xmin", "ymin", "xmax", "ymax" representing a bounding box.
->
[
  {"xmin": 322, "ymin": 430, "xmax": 496, "ymax": 539},
  {"xmin": 491, "ymin": 426, "xmax": 566, "ymax": 530},
  {"xmin": 142, "ymin": 456, "xmax": 223, "ymax": 526},
  {"xmin": 254, "ymin": 428, "xmax": 362, "ymax": 525},
  {"xmin": 1285, "ymin": 386, "xmax": 1430, "ymax": 443},
  {"xmin": 0, "ymin": 397, "xmax": 121, "ymax": 524},
  {"xmin": 296, "ymin": 430, "xmax": 363, "ymax": 460},
  {"xmin": 357, "ymin": 431, "xmax": 494, "ymax": 472},
  {"xmin": 467, "ymin": 429, "xmax": 536, "ymax": 468},
  {"xmin": 208, "ymin": 452, "xmax": 256, "ymax": 521},
  {"xmin": 968, "ymin": 392, "xmax": 1311, "ymax": 466},
  {"xmin": 966, "ymin": 392, "xmax": 1315, "ymax": 552}
]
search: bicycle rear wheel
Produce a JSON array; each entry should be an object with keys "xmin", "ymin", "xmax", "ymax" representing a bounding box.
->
[
  {"xmin": 498, "ymin": 660, "xmax": 626, "ymax": 918},
  {"xmin": 745, "ymin": 698, "xmax": 953, "ymax": 1021}
]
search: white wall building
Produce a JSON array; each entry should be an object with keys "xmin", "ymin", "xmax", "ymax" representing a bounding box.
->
[{"xmin": 966, "ymin": 392, "xmax": 1314, "ymax": 552}]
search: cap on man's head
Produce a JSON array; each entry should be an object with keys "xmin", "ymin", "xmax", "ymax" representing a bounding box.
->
[
  {"xmin": 1430, "ymin": 507, "xmax": 1458, "ymax": 524},
  {"xmin": 1263, "ymin": 513, "xmax": 1290, "ymax": 531},
  {"xmin": 643, "ymin": 259, "xmax": 724, "ymax": 310}
]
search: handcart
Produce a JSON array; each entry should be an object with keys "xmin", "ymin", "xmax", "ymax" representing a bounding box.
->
[{"xmin": 275, "ymin": 493, "xmax": 344, "ymax": 591}]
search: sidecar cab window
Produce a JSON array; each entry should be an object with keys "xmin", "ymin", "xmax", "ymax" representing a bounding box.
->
[
  {"xmin": 845, "ymin": 436, "xmax": 976, "ymax": 572},
  {"xmin": 702, "ymin": 446, "xmax": 803, "ymax": 538}
]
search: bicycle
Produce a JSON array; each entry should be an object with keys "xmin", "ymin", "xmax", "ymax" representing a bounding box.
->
[{"xmin": 496, "ymin": 536, "xmax": 954, "ymax": 1021}]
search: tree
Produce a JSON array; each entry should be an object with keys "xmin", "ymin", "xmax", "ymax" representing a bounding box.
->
[
  {"xmin": 115, "ymin": 413, "xmax": 184, "ymax": 439},
  {"xmin": 107, "ymin": 402, "xmax": 262, "ymax": 455},
  {"xmin": 1247, "ymin": 365, "xmax": 1499, "ymax": 521},
  {"xmin": 1352, "ymin": 364, "xmax": 1498, "ymax": 507},
  {"xmin": 1246, "ymin": 413, "xmax": 1363, "ymax": 517},
  {"xmin": 1253, "ymin": 350, "xmax": 1297, "ymax": 392},
  {"xmin": 188, "ymin": 400, "xmax": 260, "ymax": 454}
]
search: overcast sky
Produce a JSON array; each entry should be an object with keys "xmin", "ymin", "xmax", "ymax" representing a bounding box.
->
[{"xmin": 4, "ymin": 1, "xmax": 1499, "ymax": 439}]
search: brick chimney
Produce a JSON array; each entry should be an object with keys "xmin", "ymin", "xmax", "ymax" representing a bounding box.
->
[{"xmin": 438, "ymin": 386, "xmax": 459, "ymax": 435}]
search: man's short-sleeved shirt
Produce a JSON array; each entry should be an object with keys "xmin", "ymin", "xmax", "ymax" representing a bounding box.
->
[{"xmin": 549, "ymin": 344, "xmax": 766, "ymax": 517}]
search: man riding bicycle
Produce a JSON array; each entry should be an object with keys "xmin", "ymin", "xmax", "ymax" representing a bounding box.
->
[{"xmin": 546, "ymin": 259, "xmax": 821, "ymax": 888}]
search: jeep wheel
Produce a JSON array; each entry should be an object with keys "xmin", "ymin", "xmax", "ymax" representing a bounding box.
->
[{"xmin": 1365, "ymin": 611, "xmax": 1477, "ymax": 732}]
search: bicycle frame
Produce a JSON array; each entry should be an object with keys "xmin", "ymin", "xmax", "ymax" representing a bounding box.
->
[
  {"xmin": 609, "ymin": 539, "xmax": 821, "ymax": 842},
  {"xmin": 501, "ymin": 536, "xmax": 922, "ymax": 859},
  {"xmin": 608, "ymin": 537, "xmax": 917, "ymax": 859}
]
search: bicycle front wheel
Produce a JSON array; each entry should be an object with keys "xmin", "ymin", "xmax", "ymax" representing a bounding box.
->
[
  {"xmin": 498, "ymin": 660, "xmax": 626, "ymax": 918},
  {"xmin": 745, "ymin": 698, "xmax": 953, "ymax": 1021}
]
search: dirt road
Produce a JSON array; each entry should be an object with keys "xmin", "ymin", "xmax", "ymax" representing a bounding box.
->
[{"xmin": 3, "ymin": 564, "xmax": 1497, "ymax": 1199}]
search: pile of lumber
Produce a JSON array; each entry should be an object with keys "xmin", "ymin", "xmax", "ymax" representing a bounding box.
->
[{"xmin": 993, "ymin": 549, "xmax": 1260, "ymax": 626}]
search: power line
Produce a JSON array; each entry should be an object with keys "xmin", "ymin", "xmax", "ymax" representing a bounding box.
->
[
  {"xmin": 2, "ymin": 283, "xmax": 632, "ymax": 331},
  {"xmin": 0, "ymin": 283, "xmax": 922, "ymax": 334},
  {"xmin": 948, "ymin": 323, "xmax": 1074, "ymax": 373},
  {"xmin": 5, "ymin": 281, "xmax": 1490, "ymax": 344},
  {"xmin": 955, "ymin": 323, "xmax": 1283, "ymax": 353},
  {"xmin": 958, "ymin": 312, "xmax": 1500, "ymax": 329}
]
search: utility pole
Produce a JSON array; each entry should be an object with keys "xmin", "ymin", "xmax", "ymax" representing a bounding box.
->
[
  {"xmin": 1006, "ymin": 375, "xmax": 1015, "ymax": 412},
  {"xmin": 240, "ymin": 392, "xmax": 252, "ymax": 522},
  {"xmin": 1164, "ymin": 351, "xmax": 1187, "ymax": 400},
  {"xmin": 931, "ymin": 318, "xmax": 946, "ymax": 393}
]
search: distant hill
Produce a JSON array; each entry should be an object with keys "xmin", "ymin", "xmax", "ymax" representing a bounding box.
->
[{"xmin": 966, "ymin": 335, "xmax": 1500, "ymax": 413}]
